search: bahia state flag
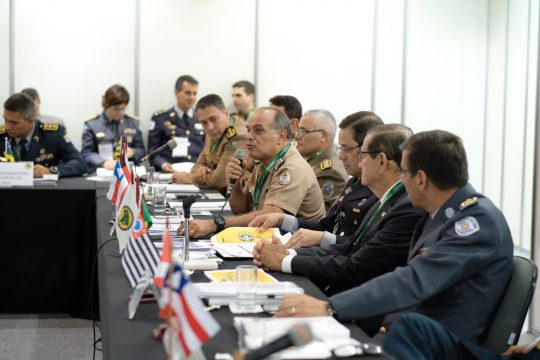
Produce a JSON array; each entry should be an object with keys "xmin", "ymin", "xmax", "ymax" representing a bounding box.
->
[{"xmin": 4, "ymin": 138, "xmax": 15, "ymax": 162}]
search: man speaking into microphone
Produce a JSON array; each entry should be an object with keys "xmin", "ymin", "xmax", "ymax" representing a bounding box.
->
[
  {"xmin": 172, "ymin": 94, "xmax": 246, "ymax": 192},
  {"xmin": 180, "ymin": 107, "xmax": 325, "ymax": 238}
]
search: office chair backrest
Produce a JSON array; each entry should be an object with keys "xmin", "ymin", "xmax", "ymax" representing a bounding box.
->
[{"xmin": 480, "ymin": 256, "xmax": 537, "ymax": 353}]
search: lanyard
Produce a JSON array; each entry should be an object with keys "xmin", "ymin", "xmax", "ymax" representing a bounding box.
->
[
  {"xmin": 332, "ymin": 177, "xmax": 360, "ymax": 234},
  {"xmin": 351, "ymin": 181, "xmax": 404, "ymax": 248},
  {"xmin": 307, "ymin": 150, "xmax": 322, "ymax": 163},
  {"xmin": 253, "ymin": 142, "xmax": 291, "ymax": 207}
]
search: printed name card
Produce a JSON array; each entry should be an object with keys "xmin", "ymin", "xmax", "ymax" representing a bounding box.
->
[{"xmin": 0, "ymin": 162, "xmax": 34, "ymax": 187}]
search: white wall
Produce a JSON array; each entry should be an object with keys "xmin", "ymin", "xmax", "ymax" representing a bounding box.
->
[{"xmin": 0, "ymin": 0, "xmax": 9, "ymax": 102}]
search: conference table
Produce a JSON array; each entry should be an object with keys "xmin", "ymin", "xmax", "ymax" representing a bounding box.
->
[
  {"xmin": 0, "ymin": 177, "xmax": 104, "ymax": 317},
  {"xmin": 96, "ymin": 186, "xmax": 390, "ymax": 359}
]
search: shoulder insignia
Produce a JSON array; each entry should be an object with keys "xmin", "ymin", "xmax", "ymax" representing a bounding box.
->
[
  {"xmin": 0, "ymin": 126, "xmax": 5, "ymax": 134},
  {"xmin": 169, "ymin": 112, "xmax": 176, "ymax": 118},
  {"xmin": 274, "ymin": 158, "xmax": 285, "ymax": 171},
  {"xmin": 322, "ymin": 182, "xmax": 335, "ymax": 198},
  {"xmin": 320, "ymin": 159, "xmax": 333, "ymax": 170},
  {"xmin": 358, "ymin": 198, "xmax": 367, "ymax": 207},
  {"xmin": 225, "ymin": 126, "xmax": 237, "ymax": 139},
  {"xmin": 84, "ymin": 114, "xmax": 99, "ymax": 122},
  {"xmin": 276, "ymin": 169, "xmax": 293, "ymax": 185},
  {"xmin": 152, "ymin": 109, "xmax": 168, "ymax": 116},
  {"xmin": 96, "ymin": 131, "xmax": 106, "ymax": 138},
  {"xmin": 459, "ymin": 197, "xmax": 478, "ymax": 211},
  {"xmin": 41, "ymin": 122, "xmax": 60, "ymax": 131},
  {"xmin": 352, "ymin": 208, "xmax": 360, "ymax": 213},
  {"xmin": 126, "ymin": 113, "xmax": 140, "ymax": 121},
  {"xmin": 455, "ymin": 216, "xmax": 480, "ymax": 237}
]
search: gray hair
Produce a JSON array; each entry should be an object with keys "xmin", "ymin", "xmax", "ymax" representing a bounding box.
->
[
  {"xmin": 303, "ymin": 109, "xmax": 337, "ymax": 142},
  {"xmin": 4, "ymin": 93, "xmax": 36, "ymax": 119},
  {"xmin": 258, "ymin": 106, "xmax": 292, "ymax": 141}
]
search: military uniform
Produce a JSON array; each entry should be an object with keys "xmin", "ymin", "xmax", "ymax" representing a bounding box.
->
[
  {"xmin": 306, "ymin": 148, "xmax": 348, "ymax": 212},
  {"xmin": 297, "ymin": 176, "xmax": 378, "ymax": 237},
  {"xmin": 189, "ymin": 115, "xmax": 246, "ymax": 191},
  {"xmin": 241, "ymin": 145, "xmax": 325, "ymax": 221},
  {"xmin": 329, "ymin": 183, "xmax": 514, "ymax": 342},
  {"xmin": 0, "ymin": 121, "xmax": 87, "ymax": 177},
  {"xmin": 81, "ymin": 112, "xmax": 145, "ymax": 169},
  {"xmin": 147, "ymin": 106, "xmax": 205, "ymax": 170},
  {"xmin": 232, "ymin": 107, "xmax": 254, "ymax": 122}
]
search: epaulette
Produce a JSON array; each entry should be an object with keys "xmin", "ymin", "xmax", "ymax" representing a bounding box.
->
[
  {"xmin": 225, "ymin": 126, "xmax": 237, "ymax": 139},
  {"xmin": 0, "ymin": 125, "xmax": 5, "ymax": 135},
  {"xmin": 41, "ymin": 122, "xmax": 60, "ymax": 131},
  {"xmin": 320, "ymin": 159, "xmax": 333, "ymax": 170},
  {"xmin": 152, "ymin": 109, "xmax": 168, "ymax": 117},
  {"xmin": 459, "ymin": 197, "xmax": 478, "ymax": 211},
  {"xmin": 126, "ymin": 113, "xmax": 140, "ymax": 121},
  {"xmin": 84, "ymin": 114, "xmax": 99, "ymax": 122}
]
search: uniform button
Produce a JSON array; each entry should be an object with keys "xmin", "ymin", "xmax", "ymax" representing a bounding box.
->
[
  {"xmin": 187, "ymin": 155, "xmax": 192, "ymax": 160},
  {"xmin": 186, "ymin": 130, "xmax": 191, "ymax": 135}
]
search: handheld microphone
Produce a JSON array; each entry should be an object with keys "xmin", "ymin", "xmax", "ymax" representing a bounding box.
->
[
  {"xmin": 239, "ymin": 323, "xmax": 313, "ymax": 360},
  {"xmin": 137, "ymin": 140, "xmax": 177, "ymax": 164},
  {"xmin": 226, "ymin": 148, "xmax": 247, "ymax": 198}
]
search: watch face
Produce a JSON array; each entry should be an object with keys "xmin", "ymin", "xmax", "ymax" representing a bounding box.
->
[{"xmin": 214, "ymin": 216, "xmax": 225, "ymax": 226}]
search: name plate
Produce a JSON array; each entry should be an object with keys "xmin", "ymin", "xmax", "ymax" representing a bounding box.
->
[{"xmin": 0, "ymin": 162, "xmax": 34, "ymax": 187}]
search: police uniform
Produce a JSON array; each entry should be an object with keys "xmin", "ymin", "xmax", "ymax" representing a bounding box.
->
[
  {"xmin": 0, "ymin": 121, "xmax": 87, "ymax": 177},
  {"xmin": 329, "ymin": 183, "xmax": 514, "ymax": 342},
  {"xmin": 147, "ymin": 106, "xmax": 205, "ymax": 170},
  {"xmin": 306, "ymin": 148, "xmax": 348, "ymax": 212},
  {"xmin": 189, "ymin": 115, "xmax": 246, "ymax": 191},
  {"xmin": 241, "ymin": 145, "xmax": 325, "ymax": 221},
  {"xmin": 297, "ymin": 176, "xmax": 377, "ymax": 237},
  {"xmin": 81, "ymin": 112, "xmax": 145, "ymax": 168}
]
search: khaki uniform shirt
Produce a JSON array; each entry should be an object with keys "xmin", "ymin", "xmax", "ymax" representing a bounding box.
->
[
  {"xmin": 242, "ymin": 145, "xmax": 326, "ymax": 221},
  {"xmin": 190, "ymin": 116, "xmax": 247, "ymax": 191},
  {"xmin": 307, "ymin": 148, "xmax": 348, "ymax": 212}
]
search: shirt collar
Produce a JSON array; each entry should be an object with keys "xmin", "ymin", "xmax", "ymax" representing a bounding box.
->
[{"xmin": 174, "ymin": 105, "xmax": 194, "ymax": 118}]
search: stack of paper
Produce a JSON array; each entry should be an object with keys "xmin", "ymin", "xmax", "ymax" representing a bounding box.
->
[
  {"xmin": 234, "ymin": 317, "xmax": 357, "ymax": 359},
  {"xmin": 210, "ymin": 227, "xmax": 291, "ymax": 258}
]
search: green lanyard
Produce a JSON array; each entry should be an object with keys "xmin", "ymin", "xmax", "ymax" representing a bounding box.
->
[
  {"xmin": 210, "ymin": 116, "xmax": 235, "ymax": 153},
  {"xmin": 351, "ymin": 181, "xmax": 404, "ymax": 248},
  {"xmin": 332, "ymin": 177, "xmax": 360, "ymax": 234},
  {"xmin": 253, "ymin": 143, "xmax": 291, "ymax": 207},
  {"xmin": 307, "ymin": 150, "xmax": 322, "ymax": 163}
]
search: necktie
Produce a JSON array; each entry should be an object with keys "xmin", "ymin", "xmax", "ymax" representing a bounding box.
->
[
  {"xmin": 18, "ymin": 139, "xmax": 28, "ymax": 161},
  {"xmin": 182, "ymin": 112, "xmax": 190, "ymax": 127}
]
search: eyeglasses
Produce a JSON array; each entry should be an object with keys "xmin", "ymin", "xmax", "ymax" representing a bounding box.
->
[
  {"xmin": 338, "ymin": 145, "xmax": 360, "ymax": 153},
  {"xmin": 332, "ymin": 343, "xmax": 383, "ymax": 357},
  {"xmin": 296, "ymin": 128, "xmax": 325, "ymax": 137},
  {"xmin": 358, "ymin": 150, "xmax": 381, "ymax": 161},
  {"xmin": 395, "ymin": 167, "xmax": 414, "ymax": 178}
]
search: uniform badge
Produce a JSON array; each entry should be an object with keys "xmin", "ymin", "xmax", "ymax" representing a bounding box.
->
[
  {"xmin": 33, "ymin": 135, "xmax": 39, "ymax": 142},
  {"xmin": 40, "ymin": 148, "xmax": 45, "ymax": 154},
  {"xmin": 340, "ymin": 232, "xmax": 345, "ymax": 236},
  {"xmin": 322, "ymin": 182, "xmax": 334, "ymax": 198},
  {"xmin": 358, "ymin": 198, "xmax": 367, "ymax": 207},
  {"xmin": 274, "ymin": 158, "xmax": 284, "ymax": 170},
  {"xmin": 169, "ymin": 112, "xmax": 176, "ymax": 118},
  {"xmin": 459, "ymin": 197, "xmax": 478, "ymax": 210},
  {"xmin": 0, "ymin": 126, "xmax": 5, "ymax": 134},
  {"xmin": 41, "ymin": 123, "xmax": 59, "ymax": 131},
  {"xmin": 225, "ymin": 126, "xmax": 237, "ymax": 139},
  {"xmin": 320, "ymin": 159, "xmax": 332, "ymax": 170},
  {"xmin": 118, "ymin": 206, "xmax": 135, "ymax": 230},
  {"xmin": 96, "ymin": 132, "xmax": 105, "ymax": 138},
  {"xmin": 352, "ymin": 208, "xmax": 360, "ymax": 213},
  {"xmin": 277, "ymin": 169, "xmax": 292, "ymax": 185},
  {"xmin": 164, "ymin": 121, "xmax": 171, "ymax": 127},
  {"xmin": 455, "ymin": 216, "xmax": 480, "ymax": 237},
  {"xmin": 149, "ymin": 121, "xmax": 156, "ymax": 131},
  {"xmin": 445, "ymin": 207, "xmax": 455, "ymax": 218},
  {"xmin": 24, "ymin": 163, "xmax": 32, "ymax": 170},
  {"xmin": 345, "ymin": 187, "xmax": 352, "ymax": 194},
  {"xmin": 186, "ymin": 130, "xmax": 191, "ymax": 135},
  {"xmin": 194, "ymin": 123, "xmax": 203, "ymax": 131}
]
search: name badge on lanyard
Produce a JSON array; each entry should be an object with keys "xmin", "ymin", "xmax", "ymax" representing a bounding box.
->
[
  {"xmin": 172, "ymin": 136, "xmax": 189, "ymax": 158},
  {"xmin": 98, "ymin": 142, "xmax": 114, "ymax": 160}
]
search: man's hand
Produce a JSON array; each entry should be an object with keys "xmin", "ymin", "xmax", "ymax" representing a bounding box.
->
[
  {"xmin": 252, "ymin": 239, "xmax": 265, "ymax": 267},
  {"xmin": 162, "ymin": 163, "xmax": 174, "ymax": 173},
  {"xmin": 102, "ymin": 159, "xmax": 116, "ymax": 170},
  {"xmin": 503, "ymin": 344, "xmax": 535, "ymax": 355},
  {"xmin": 177, "ymin": 219, "xmax": 216, "ymax": 238},
  {"xmin": 191, "ymin": 166, "xmax": 211, "ymax": 185},
  {"xmin": 172, "ymin": 171, "xmax": 189, "ymax": 184},
  {"xmin": 248, "ymin": 213, "xmax": 285, "ymax": 231},
  {"xmin": 285, "ymin": 229, "xmax": 324, "ymax": 249},
  {"xmin": 127, "ymin": 147, "xmax": 135, "ymax": 159},
  {"xmin": 33, "ymin": 165, "xmax": 51, "ymax": 178},
  {"xmin": 275, "ymin": 294, "xmax": 329, "ymax": 317},
  {"xmin": 225, "ymin": 157, "xmax": 243, "ymax": 184},
  {"xmin": 258, "ymin": 235, "xmax": 288, "ymax": 271}
]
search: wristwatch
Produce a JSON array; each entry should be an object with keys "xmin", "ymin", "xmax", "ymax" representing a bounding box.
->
[
  {"xmin": 213, "ymin": 215, "xmax": 226, "ymax": 233},
  {"xmin": 326, "ymin": 302, "xmax": 337, "ymax": 317},
  {"xmin": 49, "ymin": 166, "xmax": 58, "ymax": 174}
]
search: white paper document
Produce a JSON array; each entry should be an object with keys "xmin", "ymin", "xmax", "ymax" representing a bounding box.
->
[{"xmin": 166, "ymin": 184, "xmax": 200, "ymax": 193}]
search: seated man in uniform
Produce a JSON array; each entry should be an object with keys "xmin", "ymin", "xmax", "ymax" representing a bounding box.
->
[
  {"xmin": 172, "ymin": 94, "xmax": 246, "ymax": 193},
  {"xmin": 148, "ymin": 75, "xmax": 205, "ymax": 171},
  {"xmin": 275, "ymin": 130, "xmax": 514, "ymax": 343},
  {"xmin": 179, "ymin": 107, "xmax": 326, "ymax": 238},
  {"xmin": 253, "ymin": 124, "xmax": 425, "ymax": 296},
  {"xmin": 1, "ymin": 93, "xmax": 86, "ymax": 178},
  {"xmin": 81, "ymin": 84, "xmax": 145, "ymax": 170},
  {"xmin": 231, "ymin": 80, "xmax": 255, "ymax": 121},
  {"xmin": 269, "ymin": 95, "xmax": 302, "ymax": 139},
  {"xmin": 249, "ymin": 111, "xmax": 383, "ymax": 245},
  {"xmin": 295, "ymin": 109, "xmax": 348, "ymax": 211}
]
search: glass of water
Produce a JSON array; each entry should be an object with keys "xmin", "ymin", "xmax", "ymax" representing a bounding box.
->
[
  {"xmin": 236, "ymin": 265, "xmax": 258, "ymax": 312},
  {"xmin": 153, "ymin": 184, "xmax": 167, "ymax": 210},
  {"xmin": 147, "ymin": 168, "xmax": 155, "ymax": 197}
]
